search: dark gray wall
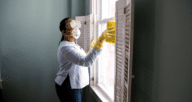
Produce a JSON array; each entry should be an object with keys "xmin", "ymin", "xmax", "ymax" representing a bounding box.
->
[
  {"xmin": 131, "ymin": 0, "xmax": 192, "ymax": 102},
  {"xmin": 0, "ymin": 0, "xmax": 97, "ymax": 102}
]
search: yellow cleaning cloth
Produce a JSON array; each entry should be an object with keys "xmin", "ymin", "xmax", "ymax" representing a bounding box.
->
[{"xmin": 106, "ymin": 21, "xmax": 115, "ymax": 43}]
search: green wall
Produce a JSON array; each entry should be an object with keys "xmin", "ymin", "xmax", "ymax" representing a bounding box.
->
[
  {"xmin": 131, "ymin": 0, "xmax": 192, "ymax": 102},
  {"xmin": 0, "ymin": 0, "xmax": 96, "ymax": 102}
]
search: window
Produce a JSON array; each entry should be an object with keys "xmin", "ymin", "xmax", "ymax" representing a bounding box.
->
[
  {"xmin": 100, "ymin": 0, "xmax": 117, "ymax": 20},
  {"xmin": 90, "ymin": 0, "xmax": 134, "ymax": 101},
  {"xmin": 96, "ymin": 0, "xmax": 118, "ymax": 101}
]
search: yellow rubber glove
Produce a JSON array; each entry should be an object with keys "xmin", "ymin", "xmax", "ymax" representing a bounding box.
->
[
  {"xmin": 86, "ymin": 38, "xmax": 96, "ymax": 55},
  {"xmin": 93, "ymin": 26, "xmax": 115, "ymax": 50}
]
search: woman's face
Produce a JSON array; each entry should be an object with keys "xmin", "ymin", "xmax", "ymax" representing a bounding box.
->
[{"xmin": 62, "ymin": 18, "xmax": 75, "ymax": 42}]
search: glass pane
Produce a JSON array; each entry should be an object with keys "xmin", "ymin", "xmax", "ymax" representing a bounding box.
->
[
  {"xmin": 101, "ymin": 0, "xmax": 118, "ymax": 20},
  {"xmin": 98, "ymin": 23, "xmax": 115, "ymax": 100},
  {"xmin": 103, "ymin": 42, "xmax": 115, "ymax": 99},
  {"xmin": 97, "ymin": 23, "xmax": 107, "ymax": 85}
]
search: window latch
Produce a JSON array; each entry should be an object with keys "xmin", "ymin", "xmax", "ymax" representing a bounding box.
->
[{"xmin": 91, "ymin": 77, "xmax": 94, "ymax": 81}]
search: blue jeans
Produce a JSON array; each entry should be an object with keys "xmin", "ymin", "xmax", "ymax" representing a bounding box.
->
[{"xmin": 55, "ymin": 75, "xmax": 82, "ymax": 102}]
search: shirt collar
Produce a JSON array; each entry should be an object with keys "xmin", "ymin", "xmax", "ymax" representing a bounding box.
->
[{"xmin": 61, "ymin": 41, "xmax": 76, "ymax": 47}]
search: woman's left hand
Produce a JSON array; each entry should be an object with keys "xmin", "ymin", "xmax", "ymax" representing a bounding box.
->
[
  {"xmin": 86, "ymin": 38, "xmax": 96, "ymax": 55},
  {"xmin": 90, "ymin": 38, "xmax": 96, "ymax": 50}
]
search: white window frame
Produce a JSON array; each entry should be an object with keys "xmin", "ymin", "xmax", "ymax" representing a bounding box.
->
[
  {"xmin": 89, "ymin": 0, "xmax": 116, "ymax": 102},
  {"xmin": 89, "ymin": 0, "xmax": 134, "ymax": 102}
]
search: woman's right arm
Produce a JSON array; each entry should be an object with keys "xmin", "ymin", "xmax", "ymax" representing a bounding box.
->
[
  {"xmin": 62, "ymin": 46, "xmax": 102, "ymax": 67},
  {"xmin": 63, "ymin": 26, "xmax": 115, "ymax": 67}
]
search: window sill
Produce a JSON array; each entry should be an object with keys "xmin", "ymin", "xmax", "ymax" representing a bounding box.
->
[{"xmin": 89, "ymin": 85, "xmax": 113, "ymax": 102}]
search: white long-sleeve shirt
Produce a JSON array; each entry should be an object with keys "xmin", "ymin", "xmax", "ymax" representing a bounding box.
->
[{"xmin": 55, "ymin": 41, "xmax": 102, "ymax": 89}]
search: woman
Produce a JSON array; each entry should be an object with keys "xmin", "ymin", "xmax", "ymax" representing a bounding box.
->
[{"xmin": 55, "ymin": 17, "xmax": 115, "ymax": 102}]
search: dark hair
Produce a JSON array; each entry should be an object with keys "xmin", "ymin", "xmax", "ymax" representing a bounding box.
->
[{"xmin": 58, "ymin": 17, "xmax": 70, "ymax": 46}]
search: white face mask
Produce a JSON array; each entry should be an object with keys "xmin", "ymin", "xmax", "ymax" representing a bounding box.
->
[
  {"xmin": 72, "ymin": 27, "xmax": 81, "ymax": 39},
  {"xmin": 69, "ymin": 20, "xmax": 81, "ymax": 39}
]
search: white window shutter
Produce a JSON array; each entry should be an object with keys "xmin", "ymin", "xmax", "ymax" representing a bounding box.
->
[
  {"xmin": 75, "ymin": 15, "xmax": 93, "ymax": 52},
  {"xmin": 114, "ymin": 0, "xmax": 134, "ymax": 102},
  {"xmin": 123, "ymin": 0, "xmax": 135, "ymax": 102}
]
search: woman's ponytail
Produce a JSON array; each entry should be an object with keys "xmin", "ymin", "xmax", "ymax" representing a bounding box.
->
[{"xmin": 58, "ymin": 17, "xmax": 70, "ymax": 46}]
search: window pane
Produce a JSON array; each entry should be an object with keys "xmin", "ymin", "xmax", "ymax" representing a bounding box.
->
[
  {"xmin": 97, "ymin": 0, "xmax": 117, "ymax": 100},
  {"xmin": 98, "ymin": 22, "xmax": 115, "ymax": 100},
  {"xmin": 102, "ymin": 42, "xmax": 115, "ymax": 99},
  {"xmin": 98, "ymin": 23, "xmax": 107, "ymax": 85},
  {"xmin": 101, "ymin": 0, "xmax": 118, "ymax": 20}
]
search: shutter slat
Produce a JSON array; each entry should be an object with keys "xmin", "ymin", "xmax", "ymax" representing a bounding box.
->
[
  {"xmin": 117, "ymin": 46, "xmax": 123, "ymax": 51},
  {"xmin": 117, "ymin": 48, "xmax": 122, "ymax": 52},
  {"xmin": 117, "ymin": 41, "xmax": 123, "ymax": 45},
  {"xmin": 117, "ymin": 60, "xmax": 122, "ymax": 66}
]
